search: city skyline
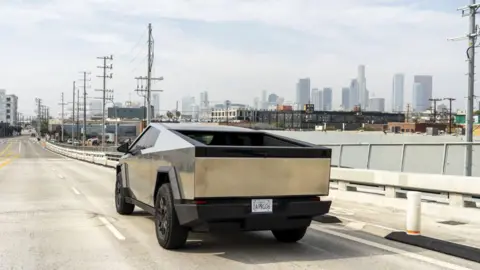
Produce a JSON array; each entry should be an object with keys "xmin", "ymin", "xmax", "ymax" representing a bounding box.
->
[{"xmin": 0, "ymin": 1, "xmax": 469, "ymax": 116}]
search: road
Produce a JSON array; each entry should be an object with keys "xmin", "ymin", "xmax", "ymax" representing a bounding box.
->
[{"xmin": 0, "ymin": 136, "xmax": 479, "ymax": 270}]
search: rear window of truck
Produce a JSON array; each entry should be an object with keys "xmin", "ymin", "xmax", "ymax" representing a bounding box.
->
[{"xmin": 173, "ymin": 130, "xmax": 306, "ymax": 147}]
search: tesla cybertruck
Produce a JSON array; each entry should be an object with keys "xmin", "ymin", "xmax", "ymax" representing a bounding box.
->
[{"xmin": 114, "ymin": 123, "xmax": 332, "ymax": 249}]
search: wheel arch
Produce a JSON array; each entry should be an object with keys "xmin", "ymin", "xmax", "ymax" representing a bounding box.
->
[{"xmin": 154, "ymin": 166, "xmax": 182, "ymax": 204}]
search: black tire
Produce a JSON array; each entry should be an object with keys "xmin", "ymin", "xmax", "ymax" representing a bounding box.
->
[
  {"xmin": 154, "ymin": 183, "xmax": 189, "ymax": 250},
  {"xmin": 271, "ymin": 227, "xmax": 308, "ymax": 243},
  {"xmin": 115, "ymin": 172, "xmax": 135, "ymax": 215}
]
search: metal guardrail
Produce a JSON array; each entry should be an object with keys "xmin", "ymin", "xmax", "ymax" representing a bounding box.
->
[
  {"xmin": 51, "ymin": 142, "xmax": 119, "ymax": 153},
  {"xmin": 319, "ymin": 142, "xmax": 480, "ymax": 177},
  {"xmin": 44, "ymin": 142, "xmax": 480, "ymax": 209}
]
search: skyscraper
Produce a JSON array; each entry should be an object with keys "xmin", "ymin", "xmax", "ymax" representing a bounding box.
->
[
  {"xmin": 413, "ymin": 82, "xmax": 425, "ymax": 111},
  {"xmin": 349, "ymin": 79, "xmax": 359, "ymax": 109},
  {"xmin": 413, "ymin": 75, "xmax": 433, "ymax": 111},
  {"xmin": 199, "ymin": 91, "xmax": 209, "ymax": 120},
  {"xmin": 311, "ymin": 88, "xmax": 323, "ymax": 111},
  {"xmin": 261, "ymin": 90, "xmax": 267, "ymax": 109},
  {"xmin": 322, "ymin": 88, "xmax": 333, "ymax": 111},
  {"xmin": 295, "ymin": 78, "xmax": 310, "ymax": 110},
  {"xmin": 357, "ymin": 65, "xmax": 367, "ymax": 109},
  {"xmin": 392, "ymin": 74, "xmax": 404, "ymax": 112},
  {"xmin": 341, "ymin": 87, "xmax": 350, "ymax": 110},
  {"xmin": 182, "ymin": 96, "xmax": 195, "ymax": 115}
]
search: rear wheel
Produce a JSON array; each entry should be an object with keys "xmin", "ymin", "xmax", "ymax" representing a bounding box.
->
[
  {"xmin": 271, "ymin": 227, "xmax": 308, "ymax": 243},
  {"xmin": 115, "ymin": 172, "xmax": 135, "ymax": 215},
  {"xmin": 154, "ymin": 183, "xmax": 189, "ymax": 250}
]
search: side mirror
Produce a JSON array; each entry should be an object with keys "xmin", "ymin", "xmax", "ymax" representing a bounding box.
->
[{"xmin": 117, "ymin": 142, "xmax": 130, "ymax": 153}]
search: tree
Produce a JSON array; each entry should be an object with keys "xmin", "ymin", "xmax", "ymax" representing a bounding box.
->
[
  {"xmin": 166, "ymin": 111, "xmax": 173, "ymax": 119},
  {"xmin": 475, "ymin": 110, "xmax": 480, "ymax": 115},
  {"xmin": 175, "ymin": 111, "xmax": 181, "ymax": 119}
]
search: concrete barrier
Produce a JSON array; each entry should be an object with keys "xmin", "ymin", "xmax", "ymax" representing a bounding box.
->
[{"xmin": 45, "ymin": 142, "xmax": 480, "ymax": 209}]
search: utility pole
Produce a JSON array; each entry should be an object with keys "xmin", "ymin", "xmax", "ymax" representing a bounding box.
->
[
  {"xmin": 79, "ymin": 71, "xmax": 91, "ymax": 146},
  {"xmin": 58, "ymin": 93, "xmax": 67, "ymax": 142},
  {"xmin": 225, "ymin": 100, "xmax": 231, "ymax": 124},
  {"xmin": 134, "ymin": 76, "xmax": 163, "ymax": 123},
  {"xmin": 96, "ymin": 55, "xmax": 113, "ymax": 147},
  {"xmin": 72, "ymin": 81, "xmax": 76, "ymax": 140},
  {"xmin": 406, "ymin": 103, "xmax": 411, "ymax": 123},
  {"xmin": 444, "ymin": 98, "xmax": 456, "ymax": 134},
  {"xmin": 429, "ymin": 98, "xmax": 442, "ymax": 123},
  {"xmin": 35, "ymin": 98, "xmax": 42, "ymax": 135},
  {"xmin": 77, "ymin": 88, "xmax": 80, "ymax": 140},
  {"xmin": 134, "ymin": 23, "xmax": 164, "ymax": 126},
  {"xmin": 450, "ymin": 1, "xmax": 480, "ymax": 176}
]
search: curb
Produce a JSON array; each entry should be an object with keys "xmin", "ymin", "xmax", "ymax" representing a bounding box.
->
[
  {"xmin": 314, "ymin": 214, "xmax": 480, "ymax": 263},
  {"xmin": 386, "ymin": 232, "xmax": 480, "ymax": 263}
]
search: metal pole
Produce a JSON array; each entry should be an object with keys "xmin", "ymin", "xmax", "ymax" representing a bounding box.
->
[
  {"xmin": 77, "ymin": 88, "xmax": 80, "ymax": 142},
  {"xmin": 146, "ymin": 23, "xmax": 153, "ymax": 125},
  {"xmin": 465, "ymin": 0, "xmax": 477, "ymax": 176},
  {"xmin": 61, "ymin": 93, "xmax": 64, "ymax": 141},
  {"xmin": 72, "ymin": 82, "xmax": 75, "ymax": 140},
  {"xmin": 102, "ymin": 57, "xmax": 106, "ymax": 147},
  {"xmin": 83, "ymin": 72, "xmax": 87, "ymax": 146},
  {"xmin": 115, "ymin": 105, "xmax": 118, "ymax": 146}
]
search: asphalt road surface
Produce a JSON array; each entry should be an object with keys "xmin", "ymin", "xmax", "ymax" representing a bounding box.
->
[{"xmin": 0, "ymin": 136, "xmax": 479, "ymax": 270}]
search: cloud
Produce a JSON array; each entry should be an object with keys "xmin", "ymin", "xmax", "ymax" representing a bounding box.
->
[{"xmin": 0, "ymin": 0, "xmax": 470, "ymax": 115}]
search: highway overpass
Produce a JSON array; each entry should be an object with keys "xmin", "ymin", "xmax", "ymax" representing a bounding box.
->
[{"xmin": 0, "ymin": 135, "xmax": 479, "ymax": 269}]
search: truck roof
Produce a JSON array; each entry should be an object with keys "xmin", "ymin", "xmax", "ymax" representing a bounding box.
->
[{"xmin": 151, "ymin": 123, "xmax": 256, "ymax": 133}]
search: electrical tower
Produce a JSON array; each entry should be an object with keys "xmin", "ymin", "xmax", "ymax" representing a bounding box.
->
[
  {"xmin": 134, "ymin": 76, "xmax": 163, "ymax": 122},
  {"xmin": 449, "ymin": 0, "xmax": 480, "ymax": 176},
  {"xmin": 96, "ymin": 55, "xmax": 113, "ymax": 147},
  {"xmin": 58, "ymin": 93, "xmax": 67, "ymax": 142}
]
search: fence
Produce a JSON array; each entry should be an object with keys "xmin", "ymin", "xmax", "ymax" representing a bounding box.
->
[
  {"xmin": 319, "ymin": 142, "xmax": 480, "ymax": 177},
  {"xmin": 52, "ymin": 142, "xmax": 119, "ymax": 153}
]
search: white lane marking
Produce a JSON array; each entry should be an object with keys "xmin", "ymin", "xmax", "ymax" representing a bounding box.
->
[
  {"xmin": 57, "ymin": 174, "xmax": 64, "ymax": 179},
  {"xmin": 98, "ymin": 216, "xmax": 126, "ymax": 241},
  {"xmin": 71, "ymin": 187, "xmax": 81, "ymax": 195},
  {"xmin": 18, "ymin": 142, "xmax": 21, "ymax": 153},
  {"xmin": 310, "ymin": 224, "xmax": 473, "ymax": 270}
]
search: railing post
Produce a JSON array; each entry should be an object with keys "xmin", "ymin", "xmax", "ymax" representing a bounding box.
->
[
  {"xmin": 399, "ymin": 144, "xmax": 406, "ymax": 172},
  {"xmin": 441, "ymin": 143, "xmax": 448, "ymax": 175},
  {"xmin": 366, "ymin": 144, "xmax": 372, "ymax": 169},
  {"xmin": 338, "ymin": 144, "xmax": 343, "ymax": 168}
]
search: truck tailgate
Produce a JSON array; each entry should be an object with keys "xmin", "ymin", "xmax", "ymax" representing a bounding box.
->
[{"xmin": 193, "ymin": 155, "xmax": 331, "ymax": 198}]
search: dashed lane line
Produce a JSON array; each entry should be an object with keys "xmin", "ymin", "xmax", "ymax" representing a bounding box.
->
[{"xmin": 98, "ymin": 216, "xmax": 126, "ymax": 241}]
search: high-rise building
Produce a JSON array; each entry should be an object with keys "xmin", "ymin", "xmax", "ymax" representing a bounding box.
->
[
  {"xmin": 152, "ymin": 93, "xmax": 160, "ymax": 117},
  {"xmin": 412, "ymin": 82, "xmax": 426, "ymax": 111},
  {"xmin": 268, "ymin": 93, "xmax": 279, "ymax": 104},
  {"xmin": 392, "ymin": 74, "xmax": 404, "ymax": 112},
  {"xmin": 349, "ymin": 79, "xmax": 359, "ymax": 109},
  {"xmin": 296, "ymin": 78, "xmax": 310, "ymax": 110},
  {"xmin": 253, "ymin": 97, "xmax": 260, "ymax": 109},
  {"xmin": 182, "ymin": 96, "xmax": 195, "ymax": 116},
  {"xmin": 0, "ymin": 90, "xmax": 6, "ymax": 123},
  {"xmin": 5, "ymin": 95, "xmax": 18, "ymax": 125},
  {"xmin": 369, "ymin": 98, "xmax": 385, "ymax": 112},
  {"xmin": 199, "ymin": 91, "xmax": 209, "ymax": 120},
  {"xmin": 322, "ymin": 88, "xmax": 333, "ymax": 111},
  {"xmin": 311, "ymin": 88, "xmax": 323, "ymax": 111},
  {"xmin": 341, "ymin": 87, "xmax": 350, "ymax": 110},
  {"xmin": 413, "ymin": 75, "xmax": 433, "ymax": 111},
  {"xmin": 357, "ymin": 65, "xmax": 368, "ymax": 109},
  {"xmin": 261, "ymin": 90, "xmax": 267, "ymax": 109}
]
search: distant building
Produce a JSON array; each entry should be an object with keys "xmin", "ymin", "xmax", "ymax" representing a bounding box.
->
[
  {"xmin": 5, "ymin": 95, "xmax": 18, "ymax": 125},
  {"xmin": 0, "ymin": 89, "xmax": 6, "ymax": 123},
  {"xmin": 296, "ymin": 78, "xmax": 310, "ymax": 110},
  {"xmin": 392, "ymin": 74, "xmax": 404, "ymax": 112},
  {"xmin": 181, "ymin": 96, "xmax": 195, "ymax": 116},
  {"xmin": 152, "ymin": 94, "xmax": 160, "ymax": 117},
  {"xmin": 107, "ymin": 106, "xmax": 153, "ymax": 119},
  {"xmin": 413, "ymin": 75, "xmax": 433, "ymax": 111},
  {"xmin": 311, "ymin": 89, "xmax": 322, "ymax": 111},
  {"xmin": 322, "ymin": 88, "xmax": 333, "ymax": 111},
  {"xmin": 268, "ymin": 93, "xmax": 278, "ymax": 103},
  {"xmin": 341, "ymin": 87, "xmax": 350, "ymax": 111},
  {"xmin": 349, "ymin": 79, "xmax": 359, "ymax": 109},
  {"xmin": 369, "ymin": 98, "xmax": 385, "ymax": 112}
]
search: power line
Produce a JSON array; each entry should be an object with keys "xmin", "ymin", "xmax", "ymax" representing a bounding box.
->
[
  {"xmin": 429, "ymin": 98, "xmax": 442, "ymax": 123},
  {"xmin": 96, "ymin": 55, "xmax": 113, "ymax": 148}
]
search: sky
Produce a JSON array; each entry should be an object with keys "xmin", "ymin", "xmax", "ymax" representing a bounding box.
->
[{"xmin": 0, "ymin": 0, "xmax": 473, "ymax": 116}]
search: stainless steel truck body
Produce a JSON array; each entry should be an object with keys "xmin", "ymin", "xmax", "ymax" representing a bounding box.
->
[{"xmin": 115, "ymin": 123, "xmax": 332, "ymax": 249}]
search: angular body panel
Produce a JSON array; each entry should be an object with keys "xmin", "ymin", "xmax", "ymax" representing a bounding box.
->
[{"xmin": 194, "ymin": 157, "xmax": 331, "ymax": 198}]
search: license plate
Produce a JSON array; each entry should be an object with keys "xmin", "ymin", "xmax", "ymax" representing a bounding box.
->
[{"xmin": 251, "ymin": 199, "xmax": 273, "ymax": 213}]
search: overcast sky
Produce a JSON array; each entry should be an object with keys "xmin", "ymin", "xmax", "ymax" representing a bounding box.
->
[{"xmin": 0, "ymin": 0, "xmax": 471, "ymax": 116}]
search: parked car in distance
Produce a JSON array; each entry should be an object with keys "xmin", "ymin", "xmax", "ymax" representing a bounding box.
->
[{"xmin": 114, "ymin": 123, "xmax": 332, "ymax": 249}]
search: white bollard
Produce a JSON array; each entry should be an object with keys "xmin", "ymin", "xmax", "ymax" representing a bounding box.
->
[{"xmin": 406, "ymin": 191, "xmax": 422, "ymax": 235}]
